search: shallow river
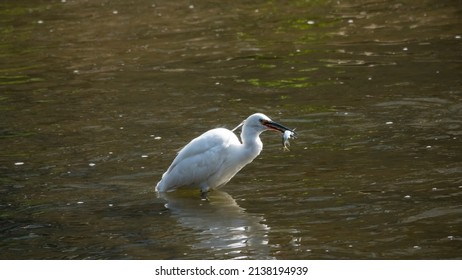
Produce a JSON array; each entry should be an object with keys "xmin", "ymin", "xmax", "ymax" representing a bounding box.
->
[{"xmin": 1, "ymin": 0, "xmax": 461, "ymax": 259}]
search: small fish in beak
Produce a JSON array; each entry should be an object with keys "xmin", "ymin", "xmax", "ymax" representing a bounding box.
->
[{"xmin": 282, "ymin": 130, "xmax": 296, "ymax": 151}]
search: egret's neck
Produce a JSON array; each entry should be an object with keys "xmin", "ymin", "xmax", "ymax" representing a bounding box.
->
[{"xmin": 240, "ymin": 126, "xmax": 263, "ymax": 155}]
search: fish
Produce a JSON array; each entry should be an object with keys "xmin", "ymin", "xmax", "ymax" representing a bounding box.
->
[{"xmin": 282, "ymin": 130, "xmax": 296, "ymax": 151}]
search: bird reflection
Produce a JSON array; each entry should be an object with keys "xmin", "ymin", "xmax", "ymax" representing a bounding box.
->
[{"xmin": 158, "ymin": 190, "xmax": 272, "ymax": 259}]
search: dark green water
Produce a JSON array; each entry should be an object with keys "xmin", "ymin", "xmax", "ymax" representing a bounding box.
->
[{"xmin": 1, "ymin": 0, "xmax": 461, "ymax": 259}]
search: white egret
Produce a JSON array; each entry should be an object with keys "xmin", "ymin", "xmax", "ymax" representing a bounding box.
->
[{"xmin": 155, "ymin": 113, "xmax": 297, "ymax": 194}]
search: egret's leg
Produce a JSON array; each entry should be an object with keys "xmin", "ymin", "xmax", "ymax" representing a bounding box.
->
[
  {"xmin": 200, "ymin": 190, "xmax": 209, "ymax": 201},
  {"xmin": 200, "ymin": 184, "xmax": 209, "ymax": 200}
]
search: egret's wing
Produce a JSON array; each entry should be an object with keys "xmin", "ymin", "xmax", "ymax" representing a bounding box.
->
[
  {"xmin": 168, "ymin": 128, "xmax": 233, "ymax": 172},
  {"xmin": 158, "ymin": 128, "xmax": 238, "ymax": 190}
]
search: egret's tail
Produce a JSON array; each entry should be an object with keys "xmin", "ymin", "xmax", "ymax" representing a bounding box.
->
[
  {"xmin": 155, "ymin": 180, "xmax": 164, "ymax": 192},
  {"xmin": 156, "ymin": 174, "xmax": 174, "ymax": 192}
]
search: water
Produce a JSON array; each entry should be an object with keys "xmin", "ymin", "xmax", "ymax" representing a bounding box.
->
[{"xmin": 1, "ymin": 0, "xmax": 461, "ymax": 259}]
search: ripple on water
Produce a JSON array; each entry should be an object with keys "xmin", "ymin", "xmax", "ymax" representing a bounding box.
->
[{"xmin": 401, "ymin": 206, "xmax": 462, "ymax": 224}]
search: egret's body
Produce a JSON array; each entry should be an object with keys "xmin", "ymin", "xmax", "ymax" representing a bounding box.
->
[{"xmin": 156, "ymin": 113, "xmax": 295, "ymax": 193}]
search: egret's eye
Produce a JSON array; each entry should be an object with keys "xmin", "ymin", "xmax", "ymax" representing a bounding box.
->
[{"xmin": 259, "ymin": 119, "xmax": 268, "ymax": 125}]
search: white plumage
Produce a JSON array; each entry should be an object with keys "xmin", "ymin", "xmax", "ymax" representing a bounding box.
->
[{"xmin": 156, "ymin": 113, "xmax": 296, "ymax": 193}]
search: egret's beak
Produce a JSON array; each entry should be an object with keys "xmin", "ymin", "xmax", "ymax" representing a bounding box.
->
[{"xmin": 263, "ymin": 120, "xmax": 297, "ymax": 136}]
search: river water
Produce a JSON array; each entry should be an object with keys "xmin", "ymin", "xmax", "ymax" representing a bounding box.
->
[{"xmin": 1, "ymin": 0, "xmax": 461, "ymax": 259}]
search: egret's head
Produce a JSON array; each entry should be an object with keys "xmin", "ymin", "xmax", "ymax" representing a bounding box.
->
[{"xmin": 244, "ymin": 113, "xmax": 296, "ymax": 135}]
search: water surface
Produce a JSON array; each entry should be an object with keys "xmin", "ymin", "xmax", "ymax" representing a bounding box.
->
[{"xmin": 1, "ymin": 0, "xmax": 461, "ymax": 259}]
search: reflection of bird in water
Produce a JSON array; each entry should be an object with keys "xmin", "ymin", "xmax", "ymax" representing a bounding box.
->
[
  {"xmin": 159, "ymin": 190, "xmax": 272, "ymax": 259},
  {"xmin": 156, "ymin": 113, "xmax": 296, "ymax": 194}
]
